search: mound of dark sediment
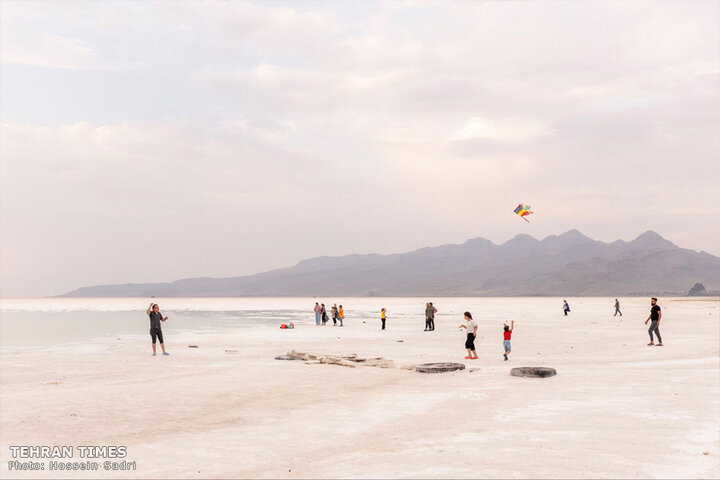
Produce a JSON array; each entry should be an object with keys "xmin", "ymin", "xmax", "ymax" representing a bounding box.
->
[
  {"xmin": 415, "ymin": 363, "xmax": 466, "ymax": 374},
  {"xmin": 511, "ymin": 367, "xmax": 557, "ymax": 378}
]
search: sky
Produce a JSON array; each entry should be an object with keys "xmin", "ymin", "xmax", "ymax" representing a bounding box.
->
[{"xmin": 1, "ymin": 0, "xmax": 719, "ymax": 297}]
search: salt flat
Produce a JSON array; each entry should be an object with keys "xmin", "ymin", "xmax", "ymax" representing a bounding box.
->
[{"xmin": 0, "ymin": 297, "xmax": 718, "ymax": 479}]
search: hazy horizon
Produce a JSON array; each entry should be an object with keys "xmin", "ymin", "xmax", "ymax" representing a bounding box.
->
[
  {"xmin": 3, "ymin": 228, "xmax": 717, "ymax": 298},
  {"xmin": 2, "ymin": 1, "xmax": 719, "ymax": 297}
]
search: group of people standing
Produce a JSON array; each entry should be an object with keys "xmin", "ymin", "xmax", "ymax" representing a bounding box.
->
[
  {"xmin": 144, "ymin": 297, "xmax": 664, "ymax": 356},
  {"xmin": 313, "ymin": 302, "xmax": 344, "ymax": 326}
]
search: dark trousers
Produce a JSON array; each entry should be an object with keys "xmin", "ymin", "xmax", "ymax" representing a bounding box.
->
[
  {"xmin": 381, "ymin": 318, "xmax": 386, "ymax": 330},
  {"xmin": 465, "ymin": 333, "xmax": 476, "ymax": 350},
  {"xmin": 428, "ymin": 318, "xmax": 435, "ymax": 330},
  {"xmin": 150, "ymin": 327, "xmax": 164, "ymax": 344},
  {"xmin": 648, "ymin": 321, "xmax": 662, "ymax": 343},
  {"xmin": 614, "ymin": 308, "xmax": 622, "ymax": 316},
  {"xmin": 564, "ymin": 309, "xmax": 568, "ymax": 316}
]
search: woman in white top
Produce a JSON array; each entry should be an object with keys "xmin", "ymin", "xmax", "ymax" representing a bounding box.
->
[{"xmin": 459, "ymin": 311, "xmax": 478, "ymax": 359}]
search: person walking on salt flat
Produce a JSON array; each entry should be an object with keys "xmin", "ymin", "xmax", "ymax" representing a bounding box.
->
[
  {"xmin": 563, "ymin": 300, "xmax": 571, "ymax": 316},
  {"xmin": 459, "ymin": 311, "xmax": 478, "ymax": 360},
  {"xmin": 645, "ymin": 297, "xmax": 663, "ymax": 346}
]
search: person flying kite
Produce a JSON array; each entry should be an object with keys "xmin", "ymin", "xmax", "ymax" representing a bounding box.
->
[{"xmin": 514, "ymin": 204, "xmax": 533, "ymax": 222}]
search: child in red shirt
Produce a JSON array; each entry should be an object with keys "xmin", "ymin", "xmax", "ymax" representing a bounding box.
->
[{"xmin": 503, "ymin": 321, "xmax": 514, "ymax": 361}]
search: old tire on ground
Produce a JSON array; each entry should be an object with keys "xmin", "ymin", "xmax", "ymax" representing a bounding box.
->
[
  {"xmin": 274, "ymin": 355, "xmax": 292, "ymax": 361},
  {"xmin": 510, "ymin": 367, "xmax": 557, "ymax": 378},
  {"xmin": 415, "ymin": 362, "xmax": 466, "ymax": 374}
]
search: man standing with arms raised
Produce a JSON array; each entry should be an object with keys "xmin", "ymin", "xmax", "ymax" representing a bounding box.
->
[
  {"xmin": 644, "ymin": 297, "xmax": 663, "ymax": 346},
  {"xmin": 146, "ymin": 302, "xmax": 170, "ymax": 356}
]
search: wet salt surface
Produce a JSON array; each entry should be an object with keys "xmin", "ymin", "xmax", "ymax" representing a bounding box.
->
[{"xmin": 1, "ymin": 296, "xmax": 716, "ymax": 349}]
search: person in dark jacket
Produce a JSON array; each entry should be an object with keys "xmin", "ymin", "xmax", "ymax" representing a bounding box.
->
[
  {"xmin": 146, "ymin": 302, "xmax": 170, "ymax": 356},
  {"xmin": 321, "ymin": 303, "xmax": 328, "ymax": 325},
  {"xmin": 563, "ymin": 300, "xmax": 571, "ymax": 316}
]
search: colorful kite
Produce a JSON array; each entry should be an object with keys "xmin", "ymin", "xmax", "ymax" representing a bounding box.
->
[{"xmin": 514, "ymin": 204, "xmax": 533, "ymax": 222}]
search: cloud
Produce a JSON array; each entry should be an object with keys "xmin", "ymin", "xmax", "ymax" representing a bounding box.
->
[
  {"xmin": 450, "ymin": 117, "xmax": 555, "ymax": 143},
  {"xmin": 0, "ymin": 1, "xmax": 719, "ymax": 296},
  {"xmin": 1, "ymin": 34, "xmax": 97, "ymax": 70}
]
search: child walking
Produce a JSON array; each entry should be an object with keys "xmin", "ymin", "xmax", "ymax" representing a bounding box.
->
[
  {"xmin": 380, "ymin": 308, "xmax": 387, "ymax": 330},
  {"xmin": 503, "ymin": 321, "xmax": 514, "ymax": 361},
  {"xmin": 459, "ymin": 311, "xmax": 478, "ymax": 359}
]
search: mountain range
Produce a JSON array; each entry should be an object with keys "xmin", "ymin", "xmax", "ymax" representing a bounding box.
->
[{"xmin": 63, "ymin": 230, "xmax": 720, "ymax": 297}]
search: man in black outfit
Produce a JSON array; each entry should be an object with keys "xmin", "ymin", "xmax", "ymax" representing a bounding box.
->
[
  {"xmin": 644, "ymin": 297, "xmax": 663, "ymax": 346},
  {"xmin": 146, "ymin": 302, "xmax": 170, "ymax": 356}
]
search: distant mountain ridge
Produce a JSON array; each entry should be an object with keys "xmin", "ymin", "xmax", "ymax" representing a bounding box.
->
[{"xmin": 64, "ymin": 230, "xmax": 720, "ymax": 297}]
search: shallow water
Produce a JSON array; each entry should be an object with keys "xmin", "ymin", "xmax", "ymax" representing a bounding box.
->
[{"xmin": 1, "ymin": 296, "xmax": 716, "ymax": 347}]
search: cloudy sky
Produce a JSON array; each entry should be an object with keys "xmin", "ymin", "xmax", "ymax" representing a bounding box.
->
[{"xmin": 1, "ymin": 1, "xmax": 718, "ymax": 296}]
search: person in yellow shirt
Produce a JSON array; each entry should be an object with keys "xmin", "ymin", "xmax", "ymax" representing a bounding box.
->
[
  {"xmin": 338, "ymin": 305, "xmax": 345, "ymax": 327},
  {"xmin": 381, "ymin": 308, "xmax": 387, "ymax": 330}
]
